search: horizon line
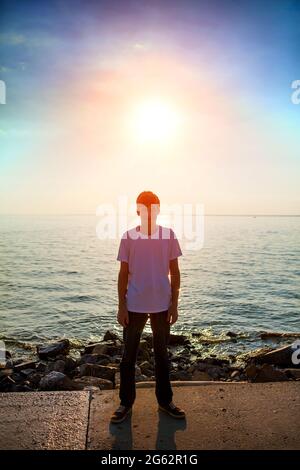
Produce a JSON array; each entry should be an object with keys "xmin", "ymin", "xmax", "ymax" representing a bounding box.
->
[{"xmin": 0, "ymin": 213, "xmax": 299, "ymax": 217}]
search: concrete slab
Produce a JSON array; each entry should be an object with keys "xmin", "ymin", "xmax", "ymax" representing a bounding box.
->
[
  {"xmin": 87, "ymin": 382, "xmax": 300, "ymax": 450},
  {"xmin": 0, "ymin": 391, "xmax": 90, "ymax": 450}
]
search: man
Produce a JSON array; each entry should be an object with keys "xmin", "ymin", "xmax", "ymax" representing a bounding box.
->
[{"xmin": 111, "ymin": 191, "xmax": 185, "ymax": 423}]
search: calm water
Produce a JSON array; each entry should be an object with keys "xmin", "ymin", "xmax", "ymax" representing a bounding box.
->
[{"xmin": 0, "ymin": 215, "xmax": 299, "ymax": 358}]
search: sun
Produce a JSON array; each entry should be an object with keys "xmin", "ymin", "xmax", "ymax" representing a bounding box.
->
[{"xmin": 129, "ymin": 98, "xmax": 181, "ymax": 143}]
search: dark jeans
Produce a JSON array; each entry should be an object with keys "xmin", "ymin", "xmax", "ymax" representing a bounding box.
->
[{"xmin": 119, "ymin": 310, "xmax": 173, "ymax": 407}]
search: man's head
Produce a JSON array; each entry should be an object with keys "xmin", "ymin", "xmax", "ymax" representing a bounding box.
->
[{"xmin": 136, "ymin": 191, "xmax": 160, "ymax": 219}]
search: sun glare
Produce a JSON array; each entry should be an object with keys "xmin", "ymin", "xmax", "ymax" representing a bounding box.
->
[{"xmin": 129, "ymin": 98, "xmax": 181, "ymax": 143}]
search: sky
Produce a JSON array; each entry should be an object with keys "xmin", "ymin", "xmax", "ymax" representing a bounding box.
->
[{"xmin": 0, "ymin": 0, "xmax": 299, "ymax": 215}]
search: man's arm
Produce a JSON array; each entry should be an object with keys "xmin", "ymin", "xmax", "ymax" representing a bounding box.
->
[
  {"xmin": 118, "ymin": 261, "xmax": 129, "ymax": 327},
  {"xmin": 167, "ymin": 258, "xmax": 180, "ymax": 325}
]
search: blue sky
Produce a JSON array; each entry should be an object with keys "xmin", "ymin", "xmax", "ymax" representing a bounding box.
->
[{"xmin": 0, "ymin": 0, "xmax": 299, "ymax": 214}]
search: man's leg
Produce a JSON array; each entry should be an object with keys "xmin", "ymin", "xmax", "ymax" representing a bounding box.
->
[
  {"xmin": 119, "ymin": 311, "xmax": 148, "ymax": 407},
  {"xmin": 150, "ymin": 311, "xmax": 173, "ymax": 406}
]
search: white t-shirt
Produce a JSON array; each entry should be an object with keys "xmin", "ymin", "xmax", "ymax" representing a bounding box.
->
[{"xmin": 117, "ymin": 225, "xmax": 182, "ymax": 313}]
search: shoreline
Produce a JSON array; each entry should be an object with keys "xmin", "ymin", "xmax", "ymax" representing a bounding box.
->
[{"xmin": 1, "ymin": 330, "xmax": 299, "ymax": 393}]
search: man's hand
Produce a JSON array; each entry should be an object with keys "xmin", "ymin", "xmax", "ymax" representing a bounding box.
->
[
  {"xmin": 118, "ymin": 304, "xmax": 129, "ymax": 327},
  {"xmin": 167, "ymin": 303, "xmax": 178, "ymax": 325}
]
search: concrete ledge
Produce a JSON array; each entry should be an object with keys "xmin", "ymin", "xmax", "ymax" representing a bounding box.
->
[
  {"xmin": 1, "ymin": 383, "xmax": 300, "ymax": 450},
  {"xmin": 0, "ymin": 391, "xmax": 90, "ymax": 450},
  {"xmin": 88, "ymin": 382, "xmax": 300, "ymax": 450}
]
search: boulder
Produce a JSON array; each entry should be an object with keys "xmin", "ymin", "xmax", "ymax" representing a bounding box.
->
[
  {"xmin": 13, "ymin": 361, "xmax": 37, "ymax": 372},
  {"xmin": 37, "ymin": 339, "xmax": 70, "ymax": 359},
  {"xmin": 78, "ymin": 363, "xmax": 117, "ymax": 382},
  {"xmin": 284, "ymin": 369, "xmax": 300, "ymax": 380},
  {"xmin": 0, "ymin": 375, "xmax": 15, "ymax": 392},
  {"xmin": 20, "ymin": 368, "xmax": 36, "ymax": 378},
  {"xmin": 207, "ymin": 366, "xmax": 227, "ymax": 380},
  {"xmin": 36, "ymin": 362, "xmax": 48, "ymax": 373},
  {"xmin": 230, "ymin": 370, "xmax": 241, "ymax": 380},
  {"xmin": 74, "ymin": 376, "xmax": 113, "ymax": 390},
  {"xmin": 141, "ymin": 333, "xmax": 153, "ymax": 347},
  {"xmin": 103, "ymin": 330, "xmax": 121, "ymax": 342},
  {"xmin": 192, "ymin": 370, "xmax": 212, "ymax": 381},
  {"xmin": 28, "ymin": 372, "xmax": 43, "ymax": 387},
  {"xmin": 253, "ymin": 364, "xmax": 288, "ymax": 383},
  {"xmin": 78, "ymin": 354, "xmax": 111, "ymax": 366},
  {"xmin": 170, "ymin": 370, "xmax": 192, "ymax": 381},
  {"xmin": 15, "ymin": 384, "xmax": 33, "ymax": 392},
  {"xmin": 57, "ymin": 355, "xmax": 76, "ymax": 372},
  {"xmin": 226, "ymin": 331, "xmax": 238, "ymax": 338},
  {"xmin": 252, "ymin": 344, "xmax": 300, "ymax": 368},
  {"xmin": 135, "ymin": 374, "xmax": 149, "ymax": 382},
  {"xmin": 39, "ymin": 371, "xmax": 81, "ymax": 391},
  {"xmin": 169, "ymin": 334, "xmax": 188, "ymax": 346},
  {"xmin": 139, "ymin": 361, "xmax": 152, "ymax": 375},
  {"xmin": 245, "ymin": 364, "xmax": 258, "ymax": 380},
  {"xmin": 137, "ymin": 340, "xmax": 151, "ymax": 361},
  {"xmin": 48, "ymin": 359, "xmax": 66, "ymax": 373},
  {"xmin": 85, "ymin": 341, "xmax": 123, "ymax": 356},
  {"xmin": 0, "ymin": 368, "xmax": 13, "ymax": 378}
]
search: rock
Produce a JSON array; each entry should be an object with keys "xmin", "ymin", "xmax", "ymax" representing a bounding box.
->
[
  {"xmin": 230, "ymin": 370, "xmax": 240, "ymax": 380},
  {"xmin": 45, "ymin": 360, "xmax": 64, "ymax": 374},
  {"xmin": 245, "ymin": 364, "xmax": 258, "ymax": 380},
  {"xmin": 226, "ymin": 331, "xmax": 238, "ymax": 338},
  {"xmin": 37, "ymin": 339, "xmax": 70, "ymax": 359},
  {"xmin": 11, "ymin": 372, "xmax": 24, "ymax": 383},
  {"xmin": 39, "ymin": 371, "xmax": 81, "ymax": 391},
  {"xmin": 13, "ymin": 361, "xmax": 37, "ymax": 372},
  {"xmin": 135, "ymin": 366, "xmax": 142, "ymax": 376},
  {"xmin": 249, "ymin": 345, "xmax": 299, "ymax": 367},
  {"xmin": 57, "ymin": 355, "xmax": 76, "ymax": 372},
  {"xmin": 137, "ymin": 340, "xmax": 151, "ymax": 361},
  {"xmin": 0, "ymin": 376, "xmax": 15, "ymax": 392},
  {"xmin": 0, "ymin": 368, "xmax": 13, "ymax": 378},
  {"xmin": 85, "ymin": 341, "xmax": 123, "ymax": 356},
  {"xmin": 15, "ymin": 384, "xmax": 33, "ymax": 392},
  {"xmin": 170, "ymin": 370, "xmax": 192, "ymax": 381},
  {"xmin": 36, "ymin": 362, "xmax": 47, "ymax": 373},
  {"xmin": 78, "ymin": 363, "xmax": 117, "ymax": 382},
  {"xmin": 192, "ymin": 370, "xmax": 212, "ymax": 381},
  {"xmin": 20, "ymin": 368, "xmax": 36, "ymax": 377},
  {"xmin": 139, "ymin": 361, "xmax": 152, "ymax": 374},
  {"xmin": 78, "ymin": 354, "xmax": 111, "ymax": 366},
  {"xmin": 195, "ymin": 361, "xmax": 209, "ymax": 372},
  {"xmin": 103, "ymin": 330, "xmax": 121, "ymax": 342},
  {"xmin": 28, "ymin": 372, "xmax": 43, "ymax": 387},
  {"xmin": 169, "ymin": 334, "xmax": 188, "ymax": 346},
  {"xmin": 141, "ymin": 333, "xmax": 153, "ymax": 347},
  {"xmin": 207, "ymin": 366, "xmax": 227, "ymax": 380},
  {"xmin": 74, "ymin": 376, "xmax": 113, "ymax": 390},
  {"xmin": 253, "ymin": 364, "xmax": 288, "ymax": 383},
  {"xmin": 135, "ymin": 374, "xmax": 149, "ymax": 382},
  {"xmin": 284, "ymin": 369, "xmax": 300, "ymax": 379}
]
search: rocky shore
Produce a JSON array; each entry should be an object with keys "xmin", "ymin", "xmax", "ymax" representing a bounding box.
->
[{"xmin": 0, "ymin": 331, "xmax": 299, "ymax": 393}]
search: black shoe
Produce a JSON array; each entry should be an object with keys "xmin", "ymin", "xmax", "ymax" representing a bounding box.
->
[
  {"xmin": 111, "ymin": 405, "xmax": 132, "ymax": 424},
  {"xmin": 158, "ymin": 402, "xmax": 186, "ymax": 419}
]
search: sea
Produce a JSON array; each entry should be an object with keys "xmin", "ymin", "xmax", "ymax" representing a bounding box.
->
[{"xmin": 0, "ymin": 215, "xmax": 299, "ymax": 360}]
